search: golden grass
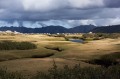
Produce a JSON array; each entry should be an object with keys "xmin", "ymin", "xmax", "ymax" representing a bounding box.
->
[{"xmin": 0, "ymin": 34, "xmax": 120, "ymax": 76}]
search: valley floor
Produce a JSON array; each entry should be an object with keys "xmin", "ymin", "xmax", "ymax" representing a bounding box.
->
[{"xmin": 0, "ymin": 34, "xmax": 120, "ymax": 77}]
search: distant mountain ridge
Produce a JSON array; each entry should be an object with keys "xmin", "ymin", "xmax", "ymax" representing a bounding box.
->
[
  {"xmin": 69, "ymin": 25, "xmax": 95, "ymax": 33},
  {"xmin": 0, "ymin": 25, "xmax": 96, "ymax": 33},
  {"xmin": 0, "ymin": 25, "xmax": 120, "ymax": 33},
  {"xmin": 92, "ymin": 25, "xmax": 120, "ymax": 33}
]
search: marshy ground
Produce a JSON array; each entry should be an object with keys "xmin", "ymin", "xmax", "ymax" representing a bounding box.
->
[{"xmin": 0, "ymin": 34, "xmax": 120, "ymax": 78}]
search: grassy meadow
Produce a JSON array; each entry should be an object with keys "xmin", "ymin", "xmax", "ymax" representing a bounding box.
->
[{"xmin": 0, "ymin": 33, "xmax": 120, "ymax": 78}]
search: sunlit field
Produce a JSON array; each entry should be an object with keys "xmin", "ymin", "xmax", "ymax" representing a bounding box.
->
[{"xmin": 0, "ymin": 33, "xmax": 120, "ymax": 78}]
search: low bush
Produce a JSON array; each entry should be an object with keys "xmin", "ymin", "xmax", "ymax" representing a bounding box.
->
[
  {"xmin": 0, "ymin": 40, "xmax": 37, "ymax": 50},
  {"xmin": 48, "ymin": 34, "xmax": 65, "ymax": 37},
  {"xmin": 55, "ymin": 34, "xmax": 65, "ymax": 37},
  {"xmin": 88, "ymin": 52, "xmax": 120, "ymax": 68},
  {"xmin": 33, "ymin": 63, "xmax": 120, "ymax": 79},
  {"xmin": 81, "ymin": 33, "xmax": 120, "ymax": 41},
  {"xmin": 0, "ymin": 68, "xmax": 25, "ymax": 79},
  {"xmin": 64, "ymin": 37, "xmax": 69, "ymax": 41},
  {"xmin": 0, "ymin": 63, "xmax": 120, "ymax": 79}
]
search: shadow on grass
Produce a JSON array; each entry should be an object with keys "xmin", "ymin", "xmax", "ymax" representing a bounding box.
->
[
  {"xmin": 31, "ymin": 53, "xmax": 54, "ymax": 58},
  {"xmin": 87, "ymin": 52, "xmax": 120, "ymax": 68},
  {"xmin": 45, "ymin": 46, "xmax": 64, "ymax": 52}
]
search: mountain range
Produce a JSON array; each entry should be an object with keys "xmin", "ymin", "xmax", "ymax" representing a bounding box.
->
[
  {"xmin": 92, "ymin": 25, "xmax": 120, "ymax": 33},
  {"xmin": 0, "ymin": 24, "xmax": 120, "ymax": 33},
  {"xmin": 0, "ymin": 25, "xmax": 96, "ymax": 33}
]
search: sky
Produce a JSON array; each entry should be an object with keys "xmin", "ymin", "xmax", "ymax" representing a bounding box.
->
[{"xmin": 0, "ymin": 0, "xmax": 120, "ymax": 28}]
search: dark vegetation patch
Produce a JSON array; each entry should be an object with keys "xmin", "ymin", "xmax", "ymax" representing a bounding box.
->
[
  {"xmin": 0, "ymin": 55, "xmax": 18, "ymax": 62},
  {"xmin": 81, "ymin": 33, "xmax": 120, "ymax": 41},
  {"xmin": 88, "ymin": 52, "xmax": 120, "ymax": 68},
  {"xmin": 33, "ymin": 64, "xmax": 120, "ymax": 79},
  {"xmin": 0, "ymin": 63, "xmax": 120, "ymax": 79},
  {"xmin": 116, "ymin": 44, "xmax": 120, "ymax": 45},
  {"xmin": 0, "ymin": 40, "xmax": 37, "ymax": 50},
  {"xmin": 48, "ymin": 34, "xmax": 65, "ymax": 37},
  {"xmin": 65, "ymin": 36, "xmax": 82, "ymax": 39},
  {"xmin": 0, "ymin": 68, "xmax": 25, "ymax": 79},
  {"xmin": 45, "ymin": 46, "xmax": 64, "ymax": 52},
  {"xmin": 31, "ymin": 53, "xmax": 54, "ymax": 58},
  {"xmin": 64, "ymin": 37, "xmax": 69, "ymax": 41}
]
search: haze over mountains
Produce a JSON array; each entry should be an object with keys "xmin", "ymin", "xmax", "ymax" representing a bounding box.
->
[{"xmin": 0, "ymin": 24, "xmax": 120, "ymax": 33}]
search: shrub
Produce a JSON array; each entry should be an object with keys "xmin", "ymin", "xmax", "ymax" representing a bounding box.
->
[
  {"xmin": 88, "ymin": 52, "xmax": 120, "ymax": 68},
  {"xmin": 64, "ymin": 37, "xmax": 69, "ymax": 41},
  {"xmin": 0, "ymin": 40, "xmax": 37, "ymax": 50},
  {"xmin": 81, "ymin": 33, "xmax": 120, "ymax": 41},
  {"xmin": 55, "ymin": 34, "xmax": 65, "ymax": 37},
  {"xmin": 0, "ymin": 64, "xmax": 120, "ymax": 79},
  {"xmin": 48, "ymin": 34, "xmax": 65, "ymax": 37},
  {"xmin": 0, "ymin": 68, "xmax": 25, "ymax": 79},
  {"xmin": 16, "ymin": 42, "xmax": 37, "ymax": 50},
  {"xmin": 33, "ymin": 63, "xmax": 120, "ymax": 79}
]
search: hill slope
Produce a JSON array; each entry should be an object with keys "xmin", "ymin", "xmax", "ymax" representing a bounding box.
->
[
  {"xmin": 70, "ymin": 25, "xmax": 96, "ymax": 33},
  {"xmin": 92, "ymin": 25, "xmax": 120, "ymax": 33}
]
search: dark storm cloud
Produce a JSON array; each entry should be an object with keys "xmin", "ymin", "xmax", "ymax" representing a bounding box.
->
[
  {"xmin": 104, "ymin": 0, "xmax": 120, "ymax": 8},
  {"xmin": 0, "ymin": 0, "xmax": 120, "ymax": 20},
  {"xmin": 0, "ymin": 0, "xmax": 120, "ymax": 27}
]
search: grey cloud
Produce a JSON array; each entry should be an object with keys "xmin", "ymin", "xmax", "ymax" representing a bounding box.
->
[
  {"xmin": 104, "ymin": 0, "xmax": 120, "ymax": 8},
  {"xmin": 0, "ymin": 0, "xmax": 120, "ymax": 27}
]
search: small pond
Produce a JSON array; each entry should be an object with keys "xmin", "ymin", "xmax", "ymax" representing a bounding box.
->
[{"xmin": 69, "ymin": 39, "xmax": 84, "ymax": 43}]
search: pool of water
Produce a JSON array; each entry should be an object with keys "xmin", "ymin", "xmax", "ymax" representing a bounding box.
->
[{"xmin": 69, "ymin": 39, "xmax": 84, "ymax": 43}]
